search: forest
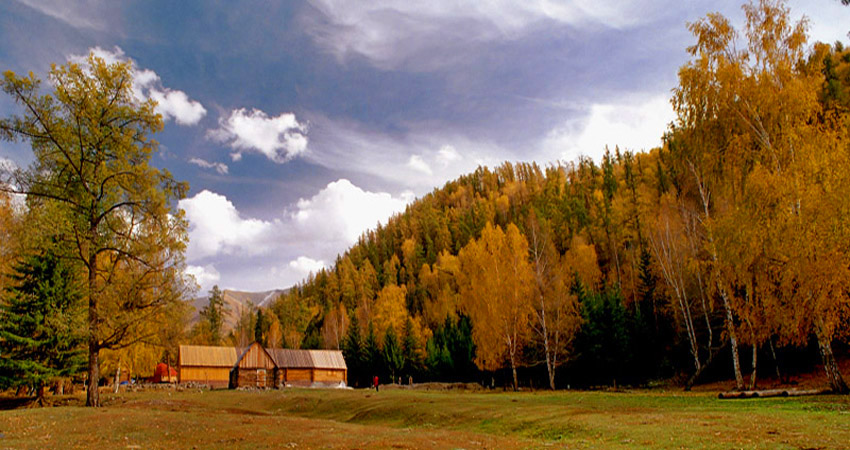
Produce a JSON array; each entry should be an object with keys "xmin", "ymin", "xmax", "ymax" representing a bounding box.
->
[
  {"xmin": 2, "ymin": 0, "xmax": 850, "ymax": 407},
  {"xmin": 207, "ymin": 0, "xmax": 850, "ymax": 393}
]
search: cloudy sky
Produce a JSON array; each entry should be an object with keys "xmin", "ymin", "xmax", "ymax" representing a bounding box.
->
[{"xmin": 1, "ymin": 1, "xmax": 848, "ymax": 292}]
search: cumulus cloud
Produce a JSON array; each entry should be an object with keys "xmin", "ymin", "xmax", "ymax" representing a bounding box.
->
[
  {"xmin": 188, "ymin": 157, "xmax": 229, "ymax": 175},
  {"xmin": 185, "ymin": 264, "xmax": 221, "ymax": 291},
  {"xmin": 542, "ymin": 94, "xmax": 674, "ymax": 163},
  {"xmin": 291, "ymin": 179, "xmax": 411, "ymax": 246},
  {"xmin": 178, "ymin": 180, "xmax": 415, "ymax": 290},
  {"xmin": 178, "ymin": 190, "xmax": 274, "ymax": 260},
  {"xmin": 148, "ymin": 89, "xmax": 207, "ymax": 126},
  {"xmin": 436, "ymin": 145, "xmax": 461, "ymax": 167},
  {"xmin": 208, "ymin": 108, "xmax": 308, "ymax": 163},
  {"xmin": 288, "ymin": 256, "xmax": 326, "ymax": 276},
  {"xmin": 303, "ymin": 0, "xmax": 667, "ymax": 70},
  {"xmin": 407, "ymin": 154, "xmax": 432, "ymax": 175},
  {"xmin": 69, "ymin": 46, "xmax": 207, "ymax": 126}
]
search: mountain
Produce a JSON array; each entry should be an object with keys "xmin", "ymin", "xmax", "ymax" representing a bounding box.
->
[{"xmin": 190, "ymin": 288, "xmax": 288, "ymax": 334}]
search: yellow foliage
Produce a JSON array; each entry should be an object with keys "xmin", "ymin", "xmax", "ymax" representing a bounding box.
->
[
  {"xmin": 372, "ymin": 284, "xmax": 409, "ymax": 346},
  {"xmin": 457, "ymin": 223, "xmax": 534, "ymax": 376}
]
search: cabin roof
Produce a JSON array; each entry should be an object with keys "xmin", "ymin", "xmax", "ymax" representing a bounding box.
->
[
  {"xmin": 268, "ymin": 348, "xmax": 347, "ymax": 370},
  {"xmin": 178, "ymin": 345, "xmax": 239, "ymax": 367},
  {"xmin": 178, "ymin": 343, "xmax": 346, "ymax": 370}
]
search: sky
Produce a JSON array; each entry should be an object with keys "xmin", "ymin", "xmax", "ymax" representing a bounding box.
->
[{"xmin": 1, "ymin": 0, "xmax": 848, "ymax": 293}]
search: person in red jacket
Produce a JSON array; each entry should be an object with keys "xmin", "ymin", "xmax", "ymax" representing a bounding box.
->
[{"xmin": 373, "ymin": 375, "xmax": 379, "ymax": 392}]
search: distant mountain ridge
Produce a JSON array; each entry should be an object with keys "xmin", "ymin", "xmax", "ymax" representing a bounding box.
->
[{"xmin": 190, "ymin": 288, "xmax": 288, "ymax": 333}]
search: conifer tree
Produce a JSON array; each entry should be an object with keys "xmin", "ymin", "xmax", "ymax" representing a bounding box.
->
[
  {"xmin": 402, "ymin": 316, "xmax": 421, "ymax": 379},
  {"xmin": 363, "ymin": 321, "xmax": 381, "ymax": 380},
  {"xmin": 0, "ymin": 249, "xmax": 86, "ymax": 404},
  {"xmin": 200, "ymin": 285, "xmax": 227, "ymax": 345},
  {"xmin": 383, "ymin": 326, "xmax": 403, "ymax": 383}
]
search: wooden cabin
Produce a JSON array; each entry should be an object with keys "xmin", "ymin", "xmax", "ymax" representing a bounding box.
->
[
  {"xmin": 268, "ymin": 348, "xmax": 347, "ymax": 387},
  {"xmin": 178, "ymin": 345, "xmax": 239, "ymax": 388},
  {"xmin": 178, "ymin": 342, "xmax": 347, "ymax": 389},
  {"xmin": 229, "ymin": 342, "xmax": 277, "ymax": 388}
]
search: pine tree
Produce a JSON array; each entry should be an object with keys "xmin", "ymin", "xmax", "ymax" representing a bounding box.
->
[
  {"xmin": 383, "ymin": 326, "xmax": 403, "ymax": 383},
  {"xmin": 342, "ymin": 313, "xmax": 363, "ymax": 386},
  {"xmin": 363, "ymin": 321, "xmax": 381, "ymax": 381},
  {"xmin": 200, "ymin": 285, "xmax": 227, "ymax": 345},
  {"xmin": 254, "ymin": 309, "xmax": 266, "ymax": 345},
  {"xmin": 0, "ymin": 249, "xmax": 86, "ymax": 404},
  {"xmin": 402, "ymin": 317, "xmax": 421, "ymax": 379}
]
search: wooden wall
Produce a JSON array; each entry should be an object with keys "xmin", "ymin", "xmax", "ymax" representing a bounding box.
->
[
  {"xmin": 232, "ymin": 368, "xmax": 272, "ymax": 388},
  {"xmin": 179, "ymin": 366, "xmax": 231, "ymax": 388},
  {"xmin": 313, "ymin": 369, "xmax": 345, "ymax": 383},
  {"xmin": 236, "ymin": 343, "xmax": 276, "ymax": 369},
  {"xmin": 279, "ymin": 368, "xmax": 346, "ymax": 386}
]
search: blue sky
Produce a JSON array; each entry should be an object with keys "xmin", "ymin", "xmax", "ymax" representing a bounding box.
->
[{"xmin": 1, "ymin": 0, "xmax": 848, "ymax": 292}]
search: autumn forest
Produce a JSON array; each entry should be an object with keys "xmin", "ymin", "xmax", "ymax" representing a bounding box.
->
[{"xmin": 2, "ymin": 0, "xmax": 850, "ymax": 408}]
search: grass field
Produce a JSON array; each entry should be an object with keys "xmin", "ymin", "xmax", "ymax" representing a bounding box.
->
[{"xmin": 1, "ymin": 386, "xmax": 848, "ymax": 449}]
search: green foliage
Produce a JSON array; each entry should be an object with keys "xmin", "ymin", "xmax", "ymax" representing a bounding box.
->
[
  {"xmin": 401, "ymin": 317, "xmax": 422, "ymax": 378},
  {"xmin": 363, "ymin": 322, "xmax": 381, "ymax": 378},
  {"xmin": 342, "ymin": 314, "xmax": 366, "ymax": 387},
  {"xmin": 572, "ymin": 286, "xmax": 633, "ymax": 386},
  {"xmin": 425, "ymin": 315, "xmax": 477, "ymax": 382},
  {"xmin": 254, "ymin": 309, "xmax": 266, "ymax": 345},
  {"xmin": 382, "ymin": 326, "xmax": 403, "ymax": 382},
  {"xmin": 0, "ymin": 249, "xmax": 86, "ymax": 394},
  {"xmin": 199, "ymin": 285, "xmax": 227, "ymax": 345}
]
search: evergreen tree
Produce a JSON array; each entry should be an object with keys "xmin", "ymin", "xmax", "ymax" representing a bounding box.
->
[
  {"xmin": 0, "ymin": 249, "xmax": 86, "ymax": 404},
  {"xmin": 402, "ymin": 317, "xmax": 421, "ymax": 379},
  {"xmin": 363, "ymin": 321, "xmax": 381, "ymax": 380},
  {"xmin": 573, "ymin": 286, "xmax": 633, "ymax": 387},
  {"xmin": 425, "ymin": 315, "xmax": 477, "ymax": 382},
  {"xmin": 631, "ymin": 247, "xmax": 668, "ymax": 381},
  {"xmin": 342, "ymin": 313, "xmax": 363, "ymax": 386},
  {"xmin": 254, "ymin": 309, "xmax": 266, "ymax": 345},
  {"xmin": 200, "ymin": 285, "xmax": 227, "ymax": 345},
  {"xmin": 383, "ymin": 326, "xmax": 403, "ymax": 383}
]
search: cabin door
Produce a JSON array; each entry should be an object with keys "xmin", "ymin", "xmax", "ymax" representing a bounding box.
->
[{"xmin": 257, "ymin": 369, "xmax": 266, "ymax": 388}]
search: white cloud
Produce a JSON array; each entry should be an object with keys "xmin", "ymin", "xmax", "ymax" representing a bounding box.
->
[
  {"xmin": 303, "ymin": 0, "xmax": 667, "ymax": 70},
  {"xmin": 407, "ymin": 154, "xmax": 432, "ymax": 175},
  {"xmin": 542, "ymin": 94, "xmax": 674, "ymax": 163},
  {"xmin": 305, "ymin": 114, "xmax": 507, "ymax": 192},
  {"xmin": 208, "ymin": 108, "xmax": 308, "ymax": 163},
  {"xmin": 288, "ymin": 256, "xmax": 326, "ymax": 275},
  {"xmin": 148, "ymin": 89, "xmax": 207, "ymax": 126},
  {"xmin": 178, "ymin": 180, "xmax": 414, "ymax": 289},
  {"xmin": 178, "ymin": 190, "xmax": 274, "ymax": 260},
  {"xmin": 15, "ymin": 0, "xmax": 111, "ymax": 30},
  {"xmin": 185, "ymin": 264, "xmax": 221, "ymax": 291},
  {"xmin": 69, "ymin": 46, "xmax": 207, "ymax": 126},
  {"xmin": 188, "ymin": 157, "xmax": 229, "ymax": 175},
  {"xmin": 436, "ymin": 145, "xmax": 461, "ymax": 167},
  {"xmin": 291, "ymin": 179, "xmax": 410, "ymax": 246}
]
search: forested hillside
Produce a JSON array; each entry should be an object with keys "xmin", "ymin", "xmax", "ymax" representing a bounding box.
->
[
  {"xmin": 252, "ymin": 2, "xmax": 850, "ymax": 391},
  {"xmin": 3, "ymin": 0, "xmax": 850, "ymax": 402}
]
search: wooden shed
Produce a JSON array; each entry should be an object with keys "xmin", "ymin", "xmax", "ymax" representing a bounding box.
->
[
  {"xmin": 178, "ymin": 345, "xmax": 239, "ymax": 388},
  {"xmin": 229, "ymin": 342, "xmax": 277, "ymax": 388},
  {"xmin": 268, "ymin": 348, "xmax": 347, "ymax": 387}
]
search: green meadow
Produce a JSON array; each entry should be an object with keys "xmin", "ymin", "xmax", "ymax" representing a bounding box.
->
[{"xmin": 2, "ymin": 387, "xmax": 848, "ymax": 449}]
